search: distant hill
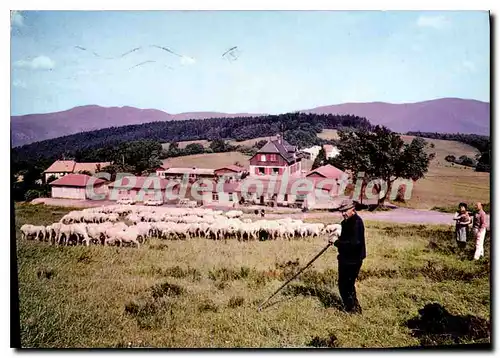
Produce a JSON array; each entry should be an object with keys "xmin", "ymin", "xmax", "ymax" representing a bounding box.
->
[
  {"xmin": 11, "ymin": 98, "xmax": 489, "ymax": 147},
  {"xmin": 10, "ymin": 106, "xmax": 262, "ymax": 147},
  {"xmin": 300, "ymin": 98, "xmax": 490, "ymax": 136}
]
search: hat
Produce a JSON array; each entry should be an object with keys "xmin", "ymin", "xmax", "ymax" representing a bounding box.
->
[{"xmin": 335, "ymin": 199, "xmax": 356, "ymax": 212}]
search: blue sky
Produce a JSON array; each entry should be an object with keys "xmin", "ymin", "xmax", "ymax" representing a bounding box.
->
[{"xmin": 11, "ymin": 10, "xmax": 490, "ymax": 116}]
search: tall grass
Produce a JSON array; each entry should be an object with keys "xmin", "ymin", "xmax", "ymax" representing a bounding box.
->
[{"xmin": 13, "ymin": 203, "xmax": 490, "ymax": 348}]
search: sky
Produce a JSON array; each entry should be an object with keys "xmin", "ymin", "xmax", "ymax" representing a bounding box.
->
[{"xmin": 10, "ymin": 10, "xmax": 490, "ymax": 116}]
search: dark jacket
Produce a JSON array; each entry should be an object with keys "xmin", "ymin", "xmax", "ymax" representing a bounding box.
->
[{"xmin": 334, "ymin": 213, "xmax": 366, "ymax": 263}]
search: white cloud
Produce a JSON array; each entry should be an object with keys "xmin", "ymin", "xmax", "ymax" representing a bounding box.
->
[
  {"xmin": 416, "ymin": 15, "xmax": 450, "ymax": 29},
  {"xmin": 180, "ymin": 56, "xmax": 196, "ymax": 66},
  {"xmin": 14, "ymin": 56, "xmax": 56, "ymax": 70},
  {"xmin": 462, "ymin": 60, "xmax": 477, "ymax": 73},
  {"xmin": 12, "ymin": 80, "xmax": 27, "ymax": 88}
]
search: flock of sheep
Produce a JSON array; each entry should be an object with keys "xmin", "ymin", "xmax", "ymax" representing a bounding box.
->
[{"xmin": 20, "ymin": 205, "xmax": 342, "ymax": 248}]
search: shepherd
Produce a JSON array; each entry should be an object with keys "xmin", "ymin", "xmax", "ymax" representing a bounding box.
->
[{"xmin": 329, "ymin": 199, "xmax": 366, "ymax": 314}]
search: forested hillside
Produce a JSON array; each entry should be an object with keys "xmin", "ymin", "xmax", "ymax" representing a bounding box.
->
[{"xmin": 12, "ymin": 112, "xmax": 371, "ymax": 171}]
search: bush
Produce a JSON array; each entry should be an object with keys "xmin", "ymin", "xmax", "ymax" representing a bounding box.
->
[
  {"xmin": 24, "ymin": 189, "xmax": 43, "ymax": 202},
  {"xmin": 198, "ymin": 299, "xmax": 218, "ymax": 313},
  {"xmin": 228, "ymin": 296, "xmax": 245, "ymax": 308},
  {"xmin": 307, "ymin": 333, "xmax": 339, "ymax": 348},
  {"xmin": 457, "ymin": 155, "xmax": 477, "ymax": 167},
  {"xmin": 151, "ymin": 281, "xmax": 185, "ymax": 299},
  {"xmin": 444, "ymin": 155, "xmax": 456, "ymax": 163}
]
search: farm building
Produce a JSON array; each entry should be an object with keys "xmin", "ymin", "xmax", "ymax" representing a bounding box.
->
[
  {"xmin": 158, "ymin": 167, "xmax": 215, "ymax": 182},
  {"xmin": 49, "ymin": 174, "xmax": 108, "ymax": 200},
  {"xmin": 107, "ymin": 176, "xmax": 181, "ymax": 203},
  {"xmin": 305, "ymin": 164, "xmax": 347, "ymax": 196},
  {"xmin": 44, "ymin": 160, "xmax": 111, "ymax": 182},
  {"xmin": 200, "ymin": 182, "xmax": 240, "ymax": 206},
  {"xmin": 323, "ymin": 144, "xmax": 340, "ymax": 159},
  {"xmin": 301, "ymin": 145, "xmax": 322, "ymax": 161},
  {"xmin": 249, "ymin": 135, "xmax": 302, "ymax": 177},
  {"xmin": 201, "ymin": 177, "xmax": 333, "ymax": 209},
  {"xmin": 214, "ymin": 165, "xmax": 247, "ymax": 180}
]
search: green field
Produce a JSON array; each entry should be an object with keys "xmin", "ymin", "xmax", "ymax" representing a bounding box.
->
[
  {"xmin": 15, "ymin": 204, "xmax": 490, "ymax": 348},
  {"xmin": 162, "ymin": 151, "xmax": 251, "ymax": 169}
]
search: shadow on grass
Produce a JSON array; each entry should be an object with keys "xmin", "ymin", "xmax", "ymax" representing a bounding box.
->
[
  {"xmin": 404, "ymin": 303, "xmax": 490, "ymax": 346},
  {"xmin": 307, "ymin": 333, "xmax": 339, "ymax": 348},
  {"xmin": 282, "ymin": 284, "xmax": 344, "ymax": 310}
]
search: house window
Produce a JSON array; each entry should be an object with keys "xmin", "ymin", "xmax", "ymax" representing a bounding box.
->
[
  {"xmin": 284, "ymin": 194, "xmax": 288, "ymax": 201},
  {"xmin": 272, "ymin": 168, "xmax": 279, "ymax": 175},
  {"xmin": 228, "ymin": 193, "xmax": 234, "ymax": 201},
  {"xmin": 269, "ymin": 154, "xmax": 277, "ymax": 161},
  {"xmin": 212, "ymin": 193, "xmax": 219, "ymax": 201},
  {"xmin": 258, "ymin": 167, "xmax": 266, "ymax": 175},
  {"xmin": 261, "ymin": 154, "xmax": 266, "ymax": 162}
]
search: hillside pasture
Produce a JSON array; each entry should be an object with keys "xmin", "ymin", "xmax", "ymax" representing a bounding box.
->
[
  {"xmin": 14, "ymin": 204, "xmax": 490, "ymax": 348},
  {"xmin": 397, "ymin": 136, "xmax": 489, "ymax": 209},
  {"xmin": 162, "ymin": 140, "xmax": 210, "ymax": 150},
  {"xmin": 162, "ymin": 152, "xmax": 251, "ymax": 169},
  {"xmin": 228, "ymin": 137, "xmax": 273, "ymax": 148},
  {"xmin": 317, "ymin": 129, "xmax": 339, "ymax": 140}
]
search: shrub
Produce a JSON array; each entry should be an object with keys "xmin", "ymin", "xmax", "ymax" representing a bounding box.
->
[
  {"xmin": 163, "ymin": 266, "xmax": 202, "ymax": 281},
  {"xmin": 37, "ymin": 268, "xmax": 56, "ymax": 280},
  {"xmin": 228, "ymin": 296, "xmax": 245, "ymax": 308},
  {"xmin": 208, "ymin": 266, "xmax": 251, "ymax": 282},
  {"xmin": 198, "ymin": 299, "xmax": 218, "ymax": 313},
  {"xmin": 444, "ymin": 155, "xmax": 456, "ymax": 163},
  {"xmin": 25, "ymin": 189, "xmax": 42, "ymax": 202},
  {"xmin": 151, "ymin": 281, "xmax": 184, "ymax": 299},
  {"xmin": 307, "ymin": 333, "xmax": 339, "ymax": 348}
]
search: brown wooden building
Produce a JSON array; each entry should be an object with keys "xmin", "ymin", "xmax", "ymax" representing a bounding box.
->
[{"xmin": 248, "ymin": 135, "xmax": 302, "ymax": 177}]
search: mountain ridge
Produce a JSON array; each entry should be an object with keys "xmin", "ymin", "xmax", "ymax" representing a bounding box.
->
[{"xmin": 11, "ymin": 98, "xmax": 490, "ymax": 147}]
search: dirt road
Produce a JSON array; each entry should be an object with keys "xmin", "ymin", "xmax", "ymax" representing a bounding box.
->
[{"xmin": 259, "ymin": 208, "xmax": 490, "ymax": 228}]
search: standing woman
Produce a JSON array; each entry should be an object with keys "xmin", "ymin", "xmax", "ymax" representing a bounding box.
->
[{"xmin": 453, "ymin": 203, "xmax": 472, "ymax": 249}]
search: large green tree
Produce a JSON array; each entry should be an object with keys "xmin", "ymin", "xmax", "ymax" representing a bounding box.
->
[
  {"xmin": 334, "ymin": 126, "xmax": 435, "ymax": 205},
  {"xmin": 184, "ymin": 143, "xmax": 205, "ymax": 155},
  {"xmin": 209, "ymin": 139, "xmax": 233, "ymax": 153},
  {"xmin": 112, "ymin": 140, "xmax": 162, "ymax": 175}
]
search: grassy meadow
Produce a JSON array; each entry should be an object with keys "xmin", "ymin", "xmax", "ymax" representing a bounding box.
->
[
  {"xmin": 397, "ymin": 135, "xmax": 489, "ymax": 209},
  {"xmin": 162, "ymin": 152, "xmax": 251, "ymax": 169},
  {"xmin": 14, "ymin": 204, "xmax": 490, "ymax": 348}
]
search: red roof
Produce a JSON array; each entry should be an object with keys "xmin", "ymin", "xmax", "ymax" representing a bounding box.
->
[
  {"xmin": 306, "ymin": 164, "xmax": 345, "ymax": 180},
  {"xmin": 215, "ymin": 165, "xmax": 246, "ymax": 173},
  {"xmin": 49, "ymin": 174, "xmax": 106, "ymax": 187},
  {"xmin": 44, "ymin": 160, "xmax": 76, "ymax": 173}
]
